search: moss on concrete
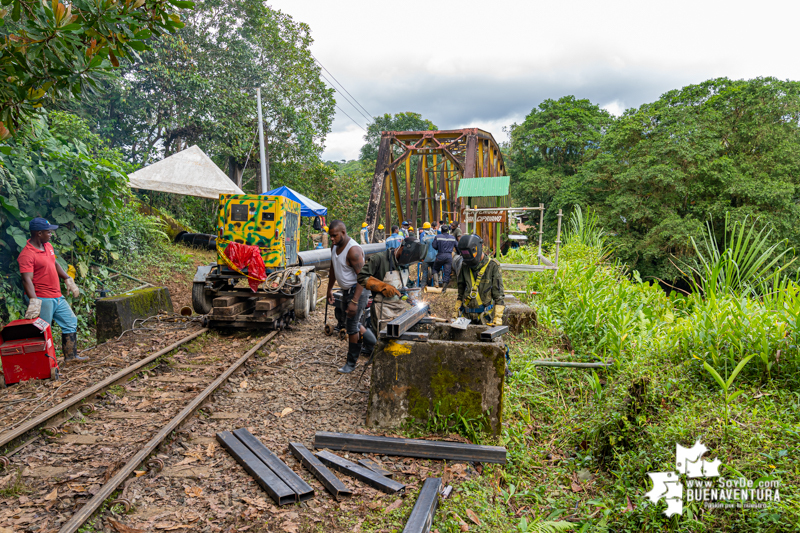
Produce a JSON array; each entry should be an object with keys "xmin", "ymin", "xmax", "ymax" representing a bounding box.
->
[{"xmin": 95, "ymin": 286, "xmax": 173, "ymax": 343}]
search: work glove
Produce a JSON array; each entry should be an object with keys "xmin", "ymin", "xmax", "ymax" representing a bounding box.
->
[
  {"xmin": 25, "ymin": 298, "xmax": 42, "ymax": 319},
  {"xmin": 65, "ymin": 276, "xmax": 80, "ymax": 298},
  {"xmin": 455, "ymin": 300, "xmax": 463, "ymax": 318},
  {"xmin": 489, "ymin": 304, "xmax": 505, "ymax": 326},
  {"xmin": 365, "ymin": 276, "xmax": 401, "ymax": 299}
]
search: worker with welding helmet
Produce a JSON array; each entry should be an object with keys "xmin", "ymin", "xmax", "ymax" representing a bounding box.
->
[
  {"xmin": 358, "ymin": 236, "xmax": 427, "ymax": 334},
  {"xmin": 455, "ymin": 234, "xmax": 505, "ymax": 326},
  {"xmin": 19, "ymin": 217, "xmax": 87, "ymax": 363}
]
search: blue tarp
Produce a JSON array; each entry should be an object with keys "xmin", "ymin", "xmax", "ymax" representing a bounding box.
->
[{"xmin": 261, "ymin": 186, "xmax": 327, "ymax": 217}]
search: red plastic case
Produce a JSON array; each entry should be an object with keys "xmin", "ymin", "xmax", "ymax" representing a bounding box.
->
[{"xmin": 0, "ymin": 318, "xmax": 60, "ymax": 386}]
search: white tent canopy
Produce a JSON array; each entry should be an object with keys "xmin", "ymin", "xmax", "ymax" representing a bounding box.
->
[{"xmin": 127, "ymin": 145, "xmax": 244, "ymax": 199}]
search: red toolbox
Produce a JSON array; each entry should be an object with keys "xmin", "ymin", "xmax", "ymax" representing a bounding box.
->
[{"xmin": 0, "ymin": 318, "xmax": 60, "ymax": 387}]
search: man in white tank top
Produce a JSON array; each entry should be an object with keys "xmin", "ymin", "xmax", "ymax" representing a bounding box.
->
[{"xmin": 326, "ymin": 220, "xmax": 376, "ymax": 373}]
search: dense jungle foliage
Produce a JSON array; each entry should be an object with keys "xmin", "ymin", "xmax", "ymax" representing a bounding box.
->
[{"xmin": 507, "ymin": 77, "xmax": 800, "ymax": 282}]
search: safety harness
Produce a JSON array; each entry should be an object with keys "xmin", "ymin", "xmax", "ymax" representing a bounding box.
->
[{"xmin": 463, "ymin": 259, "xmax": 495, "ymax": 320}]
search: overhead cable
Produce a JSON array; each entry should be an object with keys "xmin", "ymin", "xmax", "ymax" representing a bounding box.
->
[
  {"xmin": 318, "ymin": 71, "xmax": 372, "ymax": 124},
  {"xmin": 311, "ymin": 52, "xmax": 373, "ymax": 119},
  {"xmin": 335, "ymin": 104, "xmax": 367, "ymax": 132}
]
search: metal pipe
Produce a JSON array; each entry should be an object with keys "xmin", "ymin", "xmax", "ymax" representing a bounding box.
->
[
  {"xmin": 532, "ymin": 360, "xmax": 611, "ymax": 368},
  {"xmin": 297, "ymin": 243, "xmax": 385, "ymax": 271},
  {"xmin": 256, "ymin": 87, "xmax": 268, "ymax": 192}
]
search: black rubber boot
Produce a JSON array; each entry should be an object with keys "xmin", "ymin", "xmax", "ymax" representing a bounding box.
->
[
  {"xmin": 360, "ymin": 328, "xmax": 377, "ymax": 357},
  {"xmin": 62, "ymin": 332, "xmax": 88, "ymax": 364},
  {"xmin": 338, "ymin": 342, "xmax": 360, "ymax": 374}
]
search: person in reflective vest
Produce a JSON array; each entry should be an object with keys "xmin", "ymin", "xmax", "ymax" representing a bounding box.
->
[{"xmin": 454, "ymin": 234, "xmax": 505, "ymax": 326}]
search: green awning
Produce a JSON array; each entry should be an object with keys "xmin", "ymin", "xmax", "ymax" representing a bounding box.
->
[{"xmin": 457, "ymin": 176, "xmax": 510, "ymax": 197}]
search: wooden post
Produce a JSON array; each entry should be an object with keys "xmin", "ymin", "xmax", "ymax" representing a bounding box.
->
[
  {"xmin": 366, "ymin": 136, "xmax": 392, "ymax": 241},
  {"xmin": 391, "ymin": 166, "xmax": 404, "ymax": 224},
  {"xmin": 554, "ymin": 209, "xmax": 563, "ymax": 275},
  {"xmin": 537, "ymin": 203, "xmax": 544, "ymax": 261},
  {"xmin": 386, "ymin": 153, "xmax": 392, "ymax": 231}
]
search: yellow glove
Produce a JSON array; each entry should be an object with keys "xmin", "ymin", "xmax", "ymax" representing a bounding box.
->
[
  {"xmin": 65, "ymin": 277, "xmax": 80, "ymax": 298},
  {"xmin": 455, "ymin": 300, "xmax": 463, "ymax": 318},
  {"xmin": 490, "ymin": 305, "xmax": 505, "ymax": 326}
]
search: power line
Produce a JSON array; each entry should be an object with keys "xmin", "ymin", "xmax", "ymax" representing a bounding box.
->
[
  {"xmin": 318, "ymin": 70, "xmax": 372, "ymax": 124},
  {"xmin": 311, "ymin": 53, "xmax": 373, "ymax": 120},
  {"xmin": 335, "ymin": 104, "xmax": 367, "ymax": 132}
]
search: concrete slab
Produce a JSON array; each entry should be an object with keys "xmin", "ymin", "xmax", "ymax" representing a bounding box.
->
[
  {"xmin": 95, "ymin": 286, "xmax": 174, "ymax": 343},
  {"xmin": 367, "ymin": 324, "xmax": 505, "ymax": 435}
]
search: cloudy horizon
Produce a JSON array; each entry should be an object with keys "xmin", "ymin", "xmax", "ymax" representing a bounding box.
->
[{"xmin": 270, "ymin": 0, "xmax": 800, "ymax": 162}]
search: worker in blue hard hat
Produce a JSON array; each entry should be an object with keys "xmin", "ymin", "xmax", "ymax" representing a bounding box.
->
[{"xmin": 400, "ymin": 221, "xmax": 410, "ymax": 238}]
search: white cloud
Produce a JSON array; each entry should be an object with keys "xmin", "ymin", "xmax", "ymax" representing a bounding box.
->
[{"xmin": 271, "ymin": 0, "xmax": 800, "ymax": 160}]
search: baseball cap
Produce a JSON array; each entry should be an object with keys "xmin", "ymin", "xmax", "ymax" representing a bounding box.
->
[{"xmin": 30, "ymin": 217, "xmax": 59, "ymax": 232}]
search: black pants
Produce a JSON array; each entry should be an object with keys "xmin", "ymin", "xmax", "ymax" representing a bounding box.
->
[
  {"xmin": 434, "ymin": 256, "xmax": 452, "ymax": 285},
  {"xmin": 338, "ymin": 286, "xmax": 368, "ymax": 335}
]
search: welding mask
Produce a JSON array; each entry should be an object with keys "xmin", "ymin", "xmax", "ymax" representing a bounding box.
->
[
  {"xmin": 396, "ymin": 237, "xmax": 426, "ymax": 266},
  {"xmin": 458, "ymin": 234, "xmax": 483, "ymax": 266}
]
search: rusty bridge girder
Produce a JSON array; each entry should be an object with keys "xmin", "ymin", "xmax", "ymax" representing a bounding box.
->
[{"xmin": 366, "ymin": 128, "xmax": 506, "ymax": 242}]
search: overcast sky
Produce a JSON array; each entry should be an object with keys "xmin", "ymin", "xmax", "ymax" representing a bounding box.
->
[{"xmin": 270, "ymin": 0, "xmax": 799, "ymax": 162}]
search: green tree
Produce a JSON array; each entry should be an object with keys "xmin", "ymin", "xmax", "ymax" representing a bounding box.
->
[
  {"xmin": 0, "ymin": 0, "xmax": 193, "ymax": 134},
  {"xmin": 359, "ymin": 112, "xmax": 437, "ymax": 162},
  {"xmin": 584, "ymin": 77, "xmax": 800, "ymax": 281},
  {"xmin": 506, "ymin": 96, "xmax": 612, "ymax": 219},
  {"xmin": 73, "ymin": 0, "xmax": 335, "ymax": 180}
]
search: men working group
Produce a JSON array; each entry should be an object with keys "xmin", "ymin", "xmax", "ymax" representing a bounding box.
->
[{"xmin": 327, "ymin": 220, "xmax": 505, "ymax": 374}]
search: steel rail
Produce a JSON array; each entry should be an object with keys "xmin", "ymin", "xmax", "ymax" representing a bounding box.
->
[
  {"xmin": 58, "ymin": 331, "xmax": 277, "ymax": 533},
  {"xmin": 0, "ymin": 327, "xmax": 209, "ymax": 455}
]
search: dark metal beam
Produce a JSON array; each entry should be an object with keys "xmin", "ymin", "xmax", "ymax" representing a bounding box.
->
[
  {"xmin": 385, "ymin": 303, "xmax": 429, "ymax": 338},
  {"xmin": 313, "ymin": 432, "xmax": 507, "ymax": 464},
  {"xmin": 480, "ymin": 325, "xmax": 509, "ymax": 341},
  {"xmin": 233, "ymin": 428, "xmax": 314, "ymax": 502},
  {"xmin": 217, "ymin": 431, "xmax": 296, "ymax": 505},
  {"xmin": 367, "ymin": 135, "xmax": 393, "ymax": 241},
  {"xmin": 289, "ymin": 442, "xmax": 352, "ymax": 500},
  {"xmin": 358, "ymin": 458, "xmax": 394, "ymax": 478},
  {"xmin": 402, "ymin": 477, "xmax": 441, "ymax": 533},
  {"xmin": 316, "ymin": 450, "xmax": 406, "ymax": 494}
]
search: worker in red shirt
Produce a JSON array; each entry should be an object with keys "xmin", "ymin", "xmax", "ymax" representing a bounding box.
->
[{"xmin": 18, "ymin": 218, "xmax": 87, "ymax": 363}]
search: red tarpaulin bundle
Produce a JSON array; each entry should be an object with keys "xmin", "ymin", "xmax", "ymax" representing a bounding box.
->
[{"xmin": 222, "ymin": 241, "xmax": 266, "ymax": 292}]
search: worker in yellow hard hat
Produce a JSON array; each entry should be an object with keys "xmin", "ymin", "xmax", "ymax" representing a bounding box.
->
[
  {"xmin": 374, "ymin": 224, "xmax": 385, "ymax": 243},
  {"xmin": 359, "ymin": 221, "xmax": 371, "ymax": 245}
]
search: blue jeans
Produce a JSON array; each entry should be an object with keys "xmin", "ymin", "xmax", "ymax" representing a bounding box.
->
[{"xmin": 25, "ymin": 296, "xmax": 78, "ymax": 334}]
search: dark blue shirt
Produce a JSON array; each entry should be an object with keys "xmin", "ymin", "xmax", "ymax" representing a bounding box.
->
[{"xmin": 432, "ymin": 233, "xmax": 457, "ymax": 259}]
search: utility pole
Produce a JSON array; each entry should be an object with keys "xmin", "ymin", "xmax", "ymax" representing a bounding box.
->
[{"xmin": 256, "ymin": 88, "xmax": 269, "ymax": 193}]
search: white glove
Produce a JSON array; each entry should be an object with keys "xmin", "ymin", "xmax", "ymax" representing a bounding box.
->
[
  {"xmin": 25, "ymin": 298, "xmax": 42, "ymax": 319},
  {"xmin": 65, "ymin": 277, "xmax": 80, "ymax": 298}
]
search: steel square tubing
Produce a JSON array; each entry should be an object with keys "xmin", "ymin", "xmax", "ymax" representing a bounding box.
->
[
  {"xmin": 217, "ymin": 431, "xmax": 296, "ymax": 505},
  {"xmin": 480, "ymin": 325, "xmax": 509, "ymax": 341},
  {"xmin": 315, "ymin": 450, "xmax": 406, "ymax": 494},
  {"xmin": 402, "ymin": 477, "xmax": 442, "ymax": 533},
  {"xmin": 233, "ymin": 428, "xmax": 314, "ymax": 502},
  {"xmin": 386, "ymin": 303, "xmax": 429, "ymax": 338},
  {"xmin": 358, "ymin": 458, "xmax": 394, "ymax": 478},
  {"xmin": 289, "ymin": 442, "xmax": 352, "ymax": 499},
  {"xmin": 313, "ymin": 432, "xmax": 507, "ymax": 464}
]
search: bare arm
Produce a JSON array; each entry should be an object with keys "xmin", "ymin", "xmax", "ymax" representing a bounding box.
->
[
  {"xmin": 55, "ymin": 260, "xmax": 69, "ymax": 280},
  {"xmin": 21, "ymin": 272, "xmax": 36, "ymax": 299},
  {"xmin": 346, "ymin": 246, "xmax": 366, "ymax": 310},
  {"xmin": 327, "ymin": 260, "xmax": 337, "ymax": 305}
]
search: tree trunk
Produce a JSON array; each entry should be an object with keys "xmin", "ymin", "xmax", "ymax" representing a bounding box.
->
[{"xmin": 228, "ymin": 156, "xmax": 243, "ymax": 189}]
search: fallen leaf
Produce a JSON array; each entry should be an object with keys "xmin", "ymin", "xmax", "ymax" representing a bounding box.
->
[
  {"xmin": 206, "ymin": 442, "xmax": 216, "ymax": 457},
  {"xmin": 44, "ymin": 488, "xmax": 58, "ymax": 501},
  {"xmin": 384, "ymin": 499, "xmax": 403, "ymax": 513},
  {"xmin": 175, "ymin": 456, "xmax": 197, "ymax": 466},
  {"xmin": 134, "ymin": 470, "xmax": 147, "ymax": 477},
  {"xmin": 184, "ymin": 486, "xmax": 202, "ymax": 498},
  {"xmin": 571, "ymin": 481, "xmax": 583, "ymax": 493},
  {"xmin": 451, "ymin": 512, "xmax": 469, "ymax": 531},
  {"xmin": 279, "ymin": 407, "xmax": 294, "ymax": 418},
  {"xmin": 352, "ymin": 519, "xmax": 364, "ymax": 532},
  {"xmin": 281, "ymin": 522, "xmax": 298, "ymax": 533},
  {"xmin": 240, "ymin": 380, "xmax": 248, "ymax": 389},
  {"xmin": 625, "ymin": 495, "xmax": 635, "ymax": 512},
  {"xmin": 465, "ymin": 509, "xmax": 481, "ymax": 526},
  {"xmin": 107, "ymin": 519, "xmax": 144, "ymax": 533},
  {"xmin": 269, "ymin": 352, "xmax": 278, "ymax": 358}
]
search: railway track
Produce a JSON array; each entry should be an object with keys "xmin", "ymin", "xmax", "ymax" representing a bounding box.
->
[{"xmin": 0, "ymin": 328, "xmax": 279, "ymax": 533}]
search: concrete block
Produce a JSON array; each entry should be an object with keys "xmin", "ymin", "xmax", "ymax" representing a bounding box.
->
[
  {"xmin": 95, "ymin": 286, "xmax": 173, "ymax": 343},
  {"xmin": 504, "ymin": 296, "xmax": 537, "ymax": 334},
  {"xmin": 367, "ymin": 324, "xmax": 505, "ymax": 435}
]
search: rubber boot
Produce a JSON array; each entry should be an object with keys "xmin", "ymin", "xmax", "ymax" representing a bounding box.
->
[
  {"xmin": 360, "ymin": 328, "xmax": 377, "ymax": 357},
  {"xmin": 338, "ymin": 342, "xmax": 360, "ymax": 374},
  {"xmin": 63, "ymin": 332, "xmax": 88, "ymax": 364}
]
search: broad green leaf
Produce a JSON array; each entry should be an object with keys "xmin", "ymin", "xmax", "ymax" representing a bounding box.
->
[
  {"xmin": 726, "ymin": 354, "xmax": 756, "ymax": 388},
  {"xmin": 702, "ymin": 361, "xmax": 726, "ymax": 392}
]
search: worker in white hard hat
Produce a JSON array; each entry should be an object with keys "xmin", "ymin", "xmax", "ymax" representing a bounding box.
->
[{"xmin": 359, "ymin": 222, "xmax": 371, "ymax": 245}]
